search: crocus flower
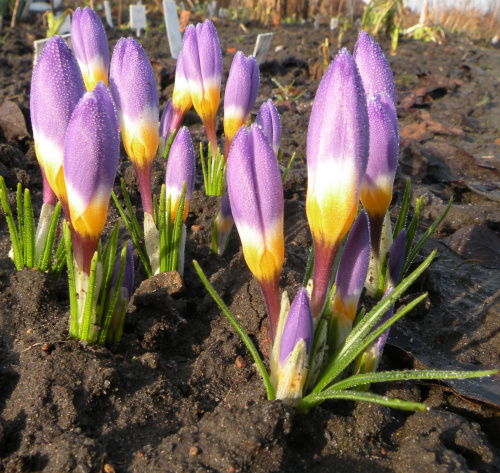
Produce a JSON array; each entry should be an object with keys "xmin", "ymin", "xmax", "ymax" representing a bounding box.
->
[
  {"xmin": 256, "ymin": 99, "xmax": 281, "ymax": 156},
  {"xmin": 360, "ymin": 95, "xmax": 399, "ymax": 256},
  {"xmin": 227, "ymin": 124, "xmax": 284, "ymax": 340},
  {"xmin": 354, "ymin": 230, "xmax": 406, "ymax": 375},
  {"xmin": 353, "ymin": 30, "xmax": 397, "ymax": 112},
  {"xmin": 181, "ymin": 21, "xmax": 222, "ymax": 151},
  {"xmin": 306, "ymin": 49, "xmax": 369, "ymax": 319},
  {"xmin": 165, "ymin": 126, "xmax": 196, "ymax": 223},
  {"xmin": 30, "ymin": 35, "xmax": 86, "ymax": 213},
  {"xmin": 275, "ymin": 288, "xmax": 313, "ymax": 403},
  {"xmin": 110, "ymin": 37, "xmax": 159, "ymax": 216},
  {"xmin": 64, "ymin": 82, "xmax": 120, "ymax": 274},
  {"xmin": 170, "ymin": 50, "xmax": 193, "ymax": 133},
  {"xmin": 159, "ymin": 98, "xmax": 173, "ymax": 157},
  {"xmin": 329, "ymin": 211, "xmax": 370, "ymax": 351},
  {"xmin": 71, "ymin": 7, "xmax": 110, "ymax": 91},
  {"xmin": 223, "ymin": 52, "xmax": 260, "ymax": 158},
  {"xmin": 212, "ymin": 192, "xmax": 234, "ymax": 256}
]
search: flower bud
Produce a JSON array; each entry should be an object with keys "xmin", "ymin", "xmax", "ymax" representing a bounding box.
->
[
  {"xmin": 170, "ymin": 50, "xmax": 193, "ymax": 133},
  {"xmin": 256, "ymin": 99, "xmax": 281, "ymax": 156},
  {"xmin": 159, "ymin": 98, "xmax": 173, "ymax": 157}
]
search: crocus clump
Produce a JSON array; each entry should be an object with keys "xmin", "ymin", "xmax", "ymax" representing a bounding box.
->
[
  {"xmin": 306, "ymin": 48, "xmax": 369, "ymax": 319},
  {"xmin": 180, "ymin": 20, "xmax": 222, "ymax": 151},
  {"xmin": 227, "ymin": 124, "xmax": 284, "ymax": 340},
  {"xmin": 223, "ymin": 52, "xmax": 260, "ymax": 158},
  {"xmin": 71, "ymin": 7, "xmax": 110, "ymax": 91}
]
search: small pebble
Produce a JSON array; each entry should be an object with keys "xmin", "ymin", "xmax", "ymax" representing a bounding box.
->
[
  {"xmin": 235, "ymin": 355, "xmax": 246, "ymax": 369},
  {"xmin": 189, "ymin": 446, "xmax": 200, "ymax": 456},
  {"xmin": 26, "ymin": 328, "xmax": 33, "ymax": 334},
  {"xmin": 191, "ymin": 225, "xmax": 202, "ymax": 233},
  {"xmin": 41, "ymin": 343, "xmax": 50, "ymax": 352},
  {"xmin": 103, "ymin": 464, "xmax": 116, "ymax": 473}
]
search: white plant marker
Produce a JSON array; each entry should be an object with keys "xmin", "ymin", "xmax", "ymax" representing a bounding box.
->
[
  {"xmin": 104, "ymin": 0, "xmax": 113, "ymax": 27},
  {"xmin": 252, "ymin": 33, "xmax": 273, "ymax": 65},
  {"xmin": 33, "ymin": 33, "xmax": 71, "ymax": 65},
  {"xmin": 162, "ymin": 0, "xmax": 182, "ymax": 59},
  {"xmin": 330, "ymin": 17, "xmax": 338, "ymax": 31},
  {"xmin": 130, "ymin": 2, "xmax": 146, "ymax": 37},
  {"xmin": 179, "ymin": 1, "xmax": 185, "ymax": 11},
  {"xmin": 207, "ymin": 0, "xmax": 216, "ymax": 18}
]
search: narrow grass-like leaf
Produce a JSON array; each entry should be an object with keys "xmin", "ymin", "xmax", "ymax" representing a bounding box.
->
[
  {"xmin": 162, "ymin": 128, "xmax": 178, "ymax": 160},
  {"xmin": 193, "ymin": 260, "xmax": 275, "ymax": 401},
  {"xmin": 51, "ymin": 236, "xmax": 66, "ymax": 278},
  {"xmin": 64, "ymin": 221, "xmax": 78, "ymax": 337},
  {"xmin": 171, "ymin": 184, "xmax": 186, "ymax": 272},
  {"xmin": 120, "ymin": 179, "xmax": 143, "ymax": 239},
  {"xmin": 393, "ymin": 177, "xmax": 411, "ymax": 239},
  {"xmin": 0, "ymin": 178, "xmax": 23, "ymax": 269},
  {"xmin": 159, "ymin": 185, "xmax": 167, "ymax": 272},
  {"xmin": 281, "ymin": 152, "xmax": 296, "ymax": 183},
  {"xmin": 297, "ymin": 389, "xmax": 426, "ymax": 413},
  {"xmin": 302, "ymin": 245, "xmax": 314, "ymax": 286},
  {"xmin": 402, "ymin": 198, "xmax": 453, "ymax": 278},
  {"xmin": 314, "ymin": 251, "xmax": 436, "ymax": 392},
  {"xmin": 404, "ymin": 197, "xmax": 422, "ymax": 264},
  {"xmin": 200, "ymin": 142, "xmax": 208, "ymax": 192},
  {"xmin": 79, "ymin": 251, "xmax": 99, "ymax": 341},
  {"xmin": 153, "ymin": 194, "xmax": 158, "ymax": 228},
  {"xmin": 23, "ymin": 189, "xmax": 35, "ymax": 267},
  {"xmin": 38, "ymin": 202, "xmax": 62, "ymax": 271}
]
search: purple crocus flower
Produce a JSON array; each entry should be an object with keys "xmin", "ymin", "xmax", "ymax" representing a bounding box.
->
[
  {"xmin": 170, "ymin": 50, "xmax": 193, "ymax": 133},
  {"xmin": 330, "ymin": 211, "xmax": 370, "ymax": 350},
  {"xmin": 306, "ymin": 48, "xmax": 369, "ymax": 319},
  {"xmin": 360, "ymin": 95, "xmax": 399, "ymax": 256},
  {"xmin": 227, "ymin": 124, "xmax": 284, "ymax": 340},
  {"xmin": 223, "ymin": 52, "xmax": 260, "ymax": 158},
  {"xmin": 165, "ymin": 126, "xmax": 196, "ymax": 223},
  {"xmin": 109, "ymin": 37, "xmax": 159, "ymax": 216},
  {"xmin": 353, "ymin": 30, "xmax": 397, "ymax": 112},
  {"xmin": 256, "ymin": 99, "xmax": 281, "ymax": 156},
  {"xmin": 212, "ymin": 192, "xmax": 234, "ymax": 256},
  {"xmin": 71, "ymin": 7, "xmax": 110, "ymax": 91},
  {"xmin": 159, "ymin": 98, "xmax": 174, "ymax": 157},
  {"xmin": 181, "ymin": 21, "xmax": 222, "ymax": 151},
  {"xmin": 64, "ymin": 82, "xmax": 120, "ymax": 274},
  {"xmin": 30, "ymin": 35, "xmax": 85, "ymax": 214},
  {"xmin": 279, "ymin": 288, "xmax": 314, "ymax": 366}
]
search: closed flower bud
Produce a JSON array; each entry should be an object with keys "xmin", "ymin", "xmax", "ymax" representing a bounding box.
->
[
  {"xmin": 227, "ymin": 124, "xmax": 284, "ymax": 340},
  {"xmin": 159, "ymin": 98, "xmax": 173, "ymax": 157},
  {"xmin": 223, "ymin": 52, "xmax": 259, "ymax": 157},
  {"xmin": 170, "ymin": 50, "xmax": 193, "ymax": 133},
  {"xmin": 306, "ymin": 49, "xmax": 369, "ymax": 318},
  {"xmin": 71, "ymin": 7, "xmax": 110, "ymax": 91},
  {"xmin": 30, "ymin": 36, "xmax": 86, "ymax": 213},
  {"xmin": 64, "ymin": 82, "xmax": 120, "ymax": 274},
  {"xmin": 110, "ymin": 37, "xmax": 159, "ymax": 215},
  {"xmin": 256, "ymin": 99, "xmax": 281, "ymax": 156},
  {"xmin": 212, "ymin": 193, "xmax": 234, "ymax": 256}
]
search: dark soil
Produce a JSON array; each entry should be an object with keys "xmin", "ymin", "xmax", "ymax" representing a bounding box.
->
[{"xmin": 1, "ymin": 11, "xmax": 500, "ymax": 473}]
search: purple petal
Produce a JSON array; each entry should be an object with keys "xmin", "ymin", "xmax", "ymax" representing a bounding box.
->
[
  {"xmin": 181, "ymin": 25, "xmax": 203, "ymax": 91},
  {"xmin": 159, "ymin": 98, "xmax": 173, "ymax": 154},
  {"xmin": 388, "ymin": 229, "xmax": 406, "ymax": 286},
  {"xmin": 353, "ymin": 31, "xmax": 397, "ymax": 111},
  {"xmin": 197, "ymin": 20, "xmax": 222, "ymax": 86},
  {"xmin": 64, "ymin": 82, "xmax": 119, "ymax": 221},
  {"xmin": 256, "ymin": 99, "xmax": 281, "ymax": 155},
  {"xmin": 279, "ymin": 288, "xmax": 313, "ymax": 365},
  {"xmin": 71, "ymin": 7, "xmax": 109, "ymax": 90},
  {"xmin": 335, "ymin": 210, "xmax": 370, "ymax": 303}
]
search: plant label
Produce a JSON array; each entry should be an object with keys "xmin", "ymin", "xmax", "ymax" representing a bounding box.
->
[
  {"xmin": 104, "ymin": 0, "xmax": 113, "ymax": 27},
  {"xmin": 34, "ymin": 33, "xmax": 71, "ymax": 65},
  {"xmin": 207, "ymin": 0, "xmax": 216, "ymax": 18},
  {"xmin": 56, "ymin": 11, "xmax": 72, "ymax": 35},
  {"xmin": 179, "ymin": 1, "xmax": 185, "ymax": 11},
  {"xmin": 252, "ymin": 33, "xmax": 273, "ymax": 65},
  {"xmin": 218, "ymin": 7, "xmax": 227, "ymax": 18},
  {"xmin": 130, "ymin": 2, "xmax": 146, "ymax": 37},
  {"xmin": 162, "ymin": 0, "xmax": 182, "ymax": 59},
  {"xmin": 330, "ymin": 17, "xmax": 338, "ymax": 31}
]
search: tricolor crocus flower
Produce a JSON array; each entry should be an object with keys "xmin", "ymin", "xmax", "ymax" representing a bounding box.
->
[
  {"xmin": 181, "ymin": 21, "xmax": 222, "ymax": 151},
  {"xmin": 30, "ymin": 35, "xmax": 85, "ymax": 214},
  {"xmin": 360, "ymin": 95, "xmax": 399, "ymax": 256},
  {"xmin": 71, "ymin": 7, "xmax": 110, "ymax": 91},
  {"xmin": 354, "ymin": 230, "xmax": 406, "ymax": 375},
  {"xmin": 165, "ymin": 126, "xmax": 196, "ymax": 224},
  {"xmin": 274, "ymin": 288, "xmax": 313, "ymax": 404},
  {"xmin": 227, "ymin": 124, "xmax": 284, "ymax": 340},
  {"xmin": 64, "ymin": 82, "xmax": 120, "ymax": 275},
  {"xmin": 110, "ymin": 37, "xmax": 159, "ymax": 216},
  {"xmin": 329, "ymin": 211, "xmax": 370, "ymax": 351},
  {"xmin": 256, "ymin": 99, "xmax": 281, "ymax": 156},
  {"xmin": 353, "ymin": 30, "xmax": 397, "ymax": 112},
  {"xmin": 223, "ymin": 52, "xmax": 260, "ymax": 158},
  {"xmin": 159, "ymin": 98, "xmax": 173, "ymax": 157},
  {"xmin": 170, "ymin": 50, "xmax": 193, "ymax": 134},
  {"xmin": 212, "ymin": 193, "xmax": 234, "ymax": 256},
  {"xmin": 306, "ymin": 49, "xmax": 369, "ymax": 319}
]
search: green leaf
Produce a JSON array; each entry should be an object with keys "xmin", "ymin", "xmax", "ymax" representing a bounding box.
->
[
  {"xmin": 23, "ymin": 189, "xmax": 35, "ymax": 267},
  {"xmin": 393, "ymin": 177, "xmax": 411, "ymax": 240},
  {"xmin": 38, "ymin": 202, "xmax": 62, "ymax": 271},
  {"xmin": 64, "ymin": 221, "xmax": 78, "ymax": 338},
  {"xmin": 0, "ymin": 177, "xmax": 23, "ymax": 270}
]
